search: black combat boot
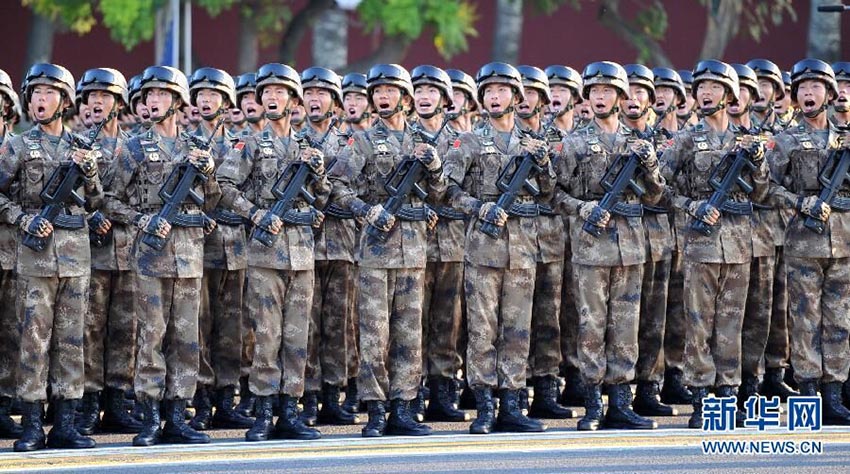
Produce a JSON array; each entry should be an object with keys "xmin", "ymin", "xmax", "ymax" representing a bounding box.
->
[
  {"xmin": 317, "ymin": 383, "xmax": 359, "ymax": 425},
  {"xmin": 0, "ymin": 396, "xmax": 23, "ymax": 438},
  {"xmin": 132, "ymin": 397, "xmax": 162, "ymax": 446},
  {"xmin": 75, "ymin": 391, "xmax": 101, "ymax": 435},
  {"xmin": 661, "ymin": 368, "xmax": 693, "ymax": 404},
  {"xmin": 760, "ymin": 368, "xmax": 799, "ymax": 402},
  {"xmin": 529, "ymin": 375, "xmax": 576, "ymax": 419},
  {"xmin": 844, "ymin": 380, "xmax": 850, "ymax": 410},
  {"xmin": 276, "ymin": 395, "xmax": 321, "ymax": 439},
  {"xmin": 688, "ymin": 387, "xmax": 709, "ymax": 429},
  {"xmin": 494, "ymin": 390, "xmax": 546, "ymax": 433},
  {"xmin": 386, "ymin": 399, "xmax": 432, "ymax": 436},
  {"xmin": 162, "ymin": 399, "xmax": 211, "ymax": 444},
  {"xmin": 189, "ymin": 385, "xmax": 213, "ymax": 431},
  {"xmin": 211, "ymin": 386, "xmax": 255, "ymax": 429},
  {"xmin": 459, "ymin": 381, "xmax": 478, "ymax": 410},
  {"xmin": 47, "ymin": 399, "xmax": 96, "ymax": 449},
  {"xmin": 737, "ymin": 373, "xmax": 760, "ymax": 410},
  {"xmin": 715, "ymin": 386, "xmax": 746, "ymax": 427},
  {"xmin": 299, "ymin": 391, "xmax": 319, "ymax": 426},
  {"xmin": 245, "ymin": 396, "xmax": 274, "ymax": 442},
  {"xmin": 361, "ymin": 401, "xmax": 387, "ymax": 438},
  {"xmin": 822, "ymin": 382, "xmax": 850, "ymax": 426},
  {"xmin": 13, "ymin": 402, "xmax": 45, "ymax": 452},
  {"xmin": 633, "ymin": 381, "xmax": 678, "ymax": 416},
  {"xmin": 577, "ymin": 384, "xmax": 603, "ymax": 431},
  {"xmin": 469, "ymin": 387, "xmax": 496, "ymax": 434},
  {"xmin": 100, "ymin": 387, "xmax": 144, "ymax": 433},
  {"xmin": 425, "ymin": 377, "xmax": 469, "ymax": 422},
  {"xmin": 604, "ymin": 384, "xmax": 657, "ymax": 430},
  {"xmin": 559, "ymin": 367, "xmax": 585, "ymax": 407},
  {"xmin": 518, "ymin": 383, "xmax": 530, "ymax": 412},
  {"xmin": 410, "ymin": 385, "xmax": 426, "ymax": 423},
  {"xmin": 342, "ymin": 377, "xmax": 359, "ymax": 414},
  {"xmin": 235, "ymin": 376, "xmax": 256, "ymax": 417},
  {"xmin": 797, "ymin": 380, "xmax": 818, "ymax": 397}
]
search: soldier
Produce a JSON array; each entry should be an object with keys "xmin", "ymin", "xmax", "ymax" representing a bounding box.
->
[
  {"xmin": 621, "ymin": 64, "xmax": 677, "ymax": 418},
  {"xmin": 216, "ymin": 63, "xmax": 327, "ymax": 442},
  {"xmin": 230, "ymin": 107, "xmax": 246, "ymax": 132},
  {"xmin": 73, "ymin": 68, "xmax": 145, "ymax": 436},
  {"xmin": 104, "ymin": 65, "xmax": 219, "ymax": 446},
  {"xmin": 677, "ymin": 70, "xmax": 698, "ymax": 128},
  {"xmin": 290, "ymin": 103, "xmax": 306, "ymax": 132},
  {"xmin": 832, "ymin": 62, "xmax": 850, "ymax": 127},
  {"xmin": 298, "ymin": 66, "xmax": 360, "ymax": 427},
  {"xmin": 1, "ymin": 63, "xmax": 102, "ymax": 451},
  {"xmin": 775, "ymin": 72, "xmax": 798, "ymax": 129},
  {"xmin": 443, "ymin": 62, "xmax": 551, "ymax": 434},
  {"xmin": 651, "ymin": 67, "xmax": 685, "ymax": 135},
  {"xmin": 661, "ymin": 60, "xmax": 769, "ymax": 428},
  {"xmin": 329, "ymin": 63, "xmax": 445, "ymax": 438},
  {"xmin": 339, "ymin": 73, "xmax": 371, "ymax": 136},
  {"xmin": 545, "ymin": 66, "xmax": 582, "ymax": 134},
  {"xmin": 236, "ymin": 73, "xmax": 267, "ymax": 137},
  {"xmin": 514, "ymin": 65, "xmax": 575, "ymax": 420},
  {"xmin": 766, "ymin": 59, "xmax": 850, "ymax": 425},
  {"xmin": 127, "ymin": 75, "xmax": 151, "ymax": 133},
  {"xmin": 183, "ymin": 68, "xmax": 254, "ymax": 432},
  {"xmin": 446, "ymin": 69, "xmax": 478, "ymax": 134},
  {"xmin": 409, "ymin": 65, "xmax": 469, "ymax": 423},
  {"xmin": 728, "ymin": 64, "xmax": 760, "ymax": 131},
  {"xmin": 747, "ymin": 59, "xmax": 786, "ymax": 134},
  {"xmin": 575, "ymin": 99, "xmax": 593, "ymax": 128},
  {"xmin": 0, "ymin": 69, "xmax": 22, "ymax": 440}
]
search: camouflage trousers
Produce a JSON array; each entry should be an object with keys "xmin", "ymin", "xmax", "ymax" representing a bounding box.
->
[
  {"xmin": 573, "ymin": 263, "xmax": 642, "ymax": 386},
  {"xmin": 664, "ymin": 250, "xmax": 686, "ymax": 372},
  {"xmin": 682, "ymin": 261, "xmax": 749, "ymax": 388},
  {"xmin": 247, "ymin": 267, "xmax": 313, "ymax": 398},
  {"xmin": 422, "ymin": 261, "xmax": 464, "ymax": 378},
  {"xmin": 305, "ymin": 260, "xmax": 355, "ymax": 391},
  {"xmin": 559, "ymin": 258, "xmax": 580, "ymax": 373},
  {"xmin": 529, "ymin": 260, "xmax": 564, "ymax": 378},
  {"xmin": 636, "ymin": 257, "xmax": 671, "ymax": 383},
  {"xmin": 134, "ymin": 274, "xmax": 201, "ymax": 401},
  {"xmin": 465, "ymin": 263, "xmax": 534, "ymax": 391},
  {"xmin": 347, "ymin": 274, "xmax": 360, "ymax": 380},
  {"xmin": 741, "ymin": 256, "xmax": 776, "ymax": 376},
  {"xmin": 198, "ymin": 268, "xmax": 245, "ymax": 389},
  {"xmin": 241, "ymin": 272, "xmax": 254, "ymax": 378},
  {"xmin": 358, "ymin": 267, "xmax": 424, "ymax": 402},
  {"xmin": 765, "ymin": 247, "xmax": 790, "ymax": 370},
  {"xmin": 786, "ymin": 256, "xmax": 850, "ymax": 383},
  {"xmin": 85, "ymin": 270, "xmax": 137, "ymax": 393},
  {"xmin": 0, "ymin": 270, "xmax": 18, "ymax": 398},
  {"xmin": 17, "ymin": 274, "xmax": 88, "ymax": 402}
]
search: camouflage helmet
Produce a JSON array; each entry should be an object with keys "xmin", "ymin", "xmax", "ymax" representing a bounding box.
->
[
  {"xmin": 128, "ymin": 74, "xmax": 143, "ymax": 112},
  {"xmin": 411, "ymin": 65, "xmax": 453, "ymax": 107},
  {"xmin": 475, "ymin": 62, "xmax": 525, "ymax": 104},
  {"xmin": 790, "ymin": 58, "xmax": 838, "ymax": 100},
  {"xmin": 189, "ymin": 67, "xmax": 237, "ymax": 107},
  {"xmin": 581, "ymin": 61, "xmax": 628, "ymax": 99},
  {"xmin": 692, "ymin": 59, "xmax": 740, "ymax": 103},
  {"xmin": 732, "ymin": 63, "xmax": 761, "ymax": 101},
  {"xmin": 255, "ymin": 63, "xmax": 303, "ymax": 105},
  {"xmin": 23, "ymin": 63, "xmax": 76, "ymax": 113},
  {"xmin": 366, "ymin": 63, "xmax": 413, "ymax": 98},
  {"xmin": 446, "ymin": 68, "xmax": 478, "ymax": 111},
  {"xmin": 746, "ymin": 59, "xmax": 785, "ymax": 100},
  {"xmin": 544, "ymin": 65, "xmax": 583, "ymax": 104},
  {"xmin": 341, "ymin": 72, "xmax": 368, "ymax": 97},
  {"xmin": 624, "ymin": 64, "xmax": 656, "ymax": 103},
  {"xmin": 301, "ymin": 67, "xmax": 343, "ymax": 106},
  {"xmin": 235, "ymin": 73, "xmax": 258, "ymax": 107},
  {"xmin": 517, "ymin": 65, "xmax": 552, "ymax": 105},
  {"xmin": 833, "ymin": 61, "xmax": 850, "ymax": 83},
  {"xmin": 652, "ymin": 67, "xmax": 686, "ymax": 106},
  {"xmin": 80, "ymin": 68, "xmax": 129, "ymax": 106},
  {"xmin": 0, "ymin": 69, "xmax": 16, "ymax": 121},
  {"xmin": 139, "ymin": 65, "xmax": 191, "ymax": 105}
]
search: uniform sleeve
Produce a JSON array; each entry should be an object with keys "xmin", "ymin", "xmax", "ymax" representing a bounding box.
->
[
  {"xmin": 552, "ymin": 137, "xmax": 585, "ymax": 216},
  {"xmin": 765, "ymin": 136, "xmax": 800, "ymax": 209},
  {"xmin": 0, "ymin": 140, "xmax": 22, "ymax": 224},
  {"xmin": 639, "ymin": 146, "xmax": 664, "ymax": 206},
  {"xmin": 328, "ymin": 134, "xmax": 370, "ymax": 216},
  {"xmin": 102, "ymin": 145, "xmax": 142, "ymax": 225},
  {"xmin": 659, "ymin": 133, "xmax": 692, "ymax": 211},
  {"xmin": 215, "ymin": 140, "xmax": 258, "ymax": 218},
  {"xmin": 443, "ymin": 134, "xmax": 479, "ymax": 215}
]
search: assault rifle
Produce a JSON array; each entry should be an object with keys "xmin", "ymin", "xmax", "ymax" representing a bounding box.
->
[
  {"xmin": 479, "ymin": 154, "xmax": 543, "ymax": 239},
  {"xmin": 581, "ymin": 150, "xmax": 646, "ymax": 237},
  {"xmin": 251, "ymin": 161, "xmax": 318, "ymax": 247},
  {"xmin": 689, "ymin": 142, "xmax": 759, "ymax": 237},
  {"xmin": 140, "ymin": 119, "xmax": 224, "ymax": 250},
  {"xmin": 363, "ymin": 119, "xmax": 449, "ymax": 243},
  {"xmin": 805, "ymin": 134, "xmax": 850, "ymax": 234},
  {"xmin": 23, "ymin": 120, "xmax": 106, "ymax": 252}
]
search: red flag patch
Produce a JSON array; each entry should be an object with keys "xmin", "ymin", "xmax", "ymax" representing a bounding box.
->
[
  {"xmin": 453, "ymin": 139, "xmax": 461, "ymax": 149},
  {"xmin": 347, "ymin": 137, "xmax": 355, "ymax": 146},
  {"xmin": 234, "ymin": 142, "xmax": 245, "ymax": 152}
]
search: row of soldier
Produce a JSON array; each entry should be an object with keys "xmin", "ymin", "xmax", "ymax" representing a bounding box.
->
[{"xmin": 0, "ymin": 56, "xmax": 848, "ymax": 452}]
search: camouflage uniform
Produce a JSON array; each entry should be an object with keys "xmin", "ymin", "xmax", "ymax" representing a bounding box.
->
[
  {"xmin": 0, "ymin": 129, "xmax": 19, "ymax": 403},
  {"xmin": 661, "ymin": 120, "xmax": 769, "ymax": 389},
  {"xmin": 104, "ymin": 128, "xmax": 220, "ymax": 401},
  {"xmin": 0, "ymin": 127, "xmax": 103, "ymax": 403},
  {"xmin": 216, "ymin": 123, "xmax": 329, "ymax": 399},
  {"xmin": 330, "ymin": 120, "xmax": 446, "ymax": 402}
]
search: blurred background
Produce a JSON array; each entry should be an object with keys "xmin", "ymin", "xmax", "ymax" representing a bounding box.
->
[{"xmin": 0, "ymin": 0, "xmax": 847, "ymax": 83}]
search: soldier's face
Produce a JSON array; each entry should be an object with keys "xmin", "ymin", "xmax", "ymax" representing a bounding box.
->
[
  {"xmin": 518, "ymin": 88, "xmax": 541, "ymax": 115},
  {"xmin": 482, "ymin": 83, "xmax": 514, "ymax": 114},
  {"xmin": 261, "ymin": 84, "xmax": 292, "ymax": 115},
  {"xmin": 755, "ymin": 79, "xmax": 775, "ymax": 107},
  {"xmin": 86, "ymin": 90, "xmax": 117, "ymax": 124},
  {"xmin": 622, "ymin": 84, "xmax": 650, "ymax": 119},
  {"xmin": 30, "ymin": 85, "xmax": 65, "ymax": 122},
  {"xmin": 343, "ymin": 92, "xmax": 369, "ymax": 120},
  {"xmin": 588, "ymin": 84, "xmax": 618, "ymax": 115},
  {"xmin": 679, "ymin": 91, "xmax": 696, "ymax": 117},
  {"xmin": 550, "ymin": 85, "xmax": 573, "ymax": 114},
  {"xmin": 835, "ymin": 80, "xmax": 850, "ymax": 113},
  {"xmin": 576, "ymin": 101, "xmax": 592, "ymax": 119},
  {"xmin": 775, "ymin": 90, "xmax": 792, "ymax": 115},
  {"xmin": 413, "ymin": 84, "xmax": 444, "ymax": 116},
  {"xmin": 230, "ymin": 107, "xmax": 245, "ymax": 124},
  {"xmin": 196, "ymin": 89, "xmax": 224, "ymax": 120},
  {"xmin": 371, "ymin": 84, "xmax": 404, "ymax": 115},
  {"xmin": 695, "ymin": 80, "xmax": 726, "ymax": 111},
  {"xmin": 795, "ymin": 79, "xmax": 829, "ymax": 116},
  {"xmin": 304, "ymin": 87, "xmax": 333, "ymax": 120},
  {"xmin": 240, "ymin": 92, "xmax": 263, "ymax": 120},
  {"xmin": 728, "ymin": 87, "xmax": 751, "ymax": 115},
  {"xmin": 134, "ymin": 102, "xmax": 150, "ymax": 121},
  {"xmin": 448, "ymin": 89, "xmax": 467, "ymax": 114},
  {"xmin": 145, "ymin": 88, "xmax": 175, "ymax": 120},
  {"xmin": 290, "ymin": 104, "xmax": 305, "ymax": 125},
  {"xmin": 654, "ymin": 86, "xmax": 675, "ymax": 113}
]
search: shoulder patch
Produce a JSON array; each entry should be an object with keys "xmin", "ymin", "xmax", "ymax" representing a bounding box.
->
[
  {"xmin": 234, "ymin": 142, "xmax": 245, "ymax": 152},
  {"xmin": 347, "ymin": 136, "xmax": 355, "ymax": 146},
  {"xmin": 452, "ymin": 139, "xmax": 461, "ymax": 149}
]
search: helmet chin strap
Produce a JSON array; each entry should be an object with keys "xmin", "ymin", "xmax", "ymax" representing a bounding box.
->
[
  {"xmin": 516, "ymin": 105, "xmax": 541, "ymax": 120},
  {"xmin": 200, "ymin": 105, "xmax": 226, "ymax": 121},
  {"xmin": 803, "ymin": 102, "xmax": 828, "ymax": 119},
  {"xmin": 377, "ymin": 98, "xmax": 405, "ymax": 119},
  {"xmin": 417, "ymin": 105, "xmax": 443, "ymax": 120},
  {"xmin": 308, "ymin": 109, "xmax": 334, "ymax": 123},
  {"xmin": 624, "ymin": 105, "xmax": 650, "ymax": 120},
  {"xmin": 593, "ymin": 104, "xmax": 619, "ymax": 120},
  {"xmin": 554, "ymin": 101, "xmax": 574, "ymax": 117},
  {"xmin": 700, "ymin": 100, "xmax": 726, "ymax": 117},
  {"xmin": 265, "ymin": 108, "xmax": 291, "ymax": 121},
  {"xmin": 35, "ymin": 93, "xmax": 66, "ymax": 125},
  {"xmin": 487, "ymin": 105, "xmax": 515, "ymax": 119}
]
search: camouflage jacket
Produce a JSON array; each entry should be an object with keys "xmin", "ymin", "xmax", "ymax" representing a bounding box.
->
[
  {"xmin": 0, "ymin": 128, "xmax": 15, "ymax": 271},
  {"xmin": 629, "ymin": 124, "xmax": 675, "ymax": 263},
  {"xmin": 330, "ymin": 119, "xmax": 447, "ymax": 269},
  {"xmin": 767, "ymin": 121, "xmax": 849, "ymax": 259},
  {"xmin": 104, "ymin": 127, "xmax": 221, "ymax": 279},
  {"xmin": 90, "ymin": 129, "xmax": 136, "ymax": 271},
  {"xmin": 661, "ymin": 119, "xmax": 769, "ymax": 264},
  {"xmin": 520, "ymin": 119, "xmax": 565, "ymax": 264},
  {"xmin": 443, "ymin": 121, "xmax": 556, "ymax": 270},
  {"xmin": 216, "ymin": 122, "xmax": 330, "ymax": 271},
  {"xmin": 0, "ymin": 126, "xmax": 103, "ymax": 277},
  {"xmin": 554, "ymin": 121, "xmax": 663, "ymax": 267}
]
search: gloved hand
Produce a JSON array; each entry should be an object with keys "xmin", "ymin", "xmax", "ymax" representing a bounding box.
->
[
  {"xmin": 578, "ymin": 201, "xmax": 610, "ymax": 228},
  {"xmin": 740, "ymin": 135, "xmax": 765, "ymax": 164},
  {"xmin": 310, "ymin": 208, "xmax": 325, "ymax": 228},
  {"xmin": 687, "ymin": 199, "xmax": 720, "ymax": 225},
  {"xmin": 89, "ymin": 211, "xmax": 112, "ymax": 236},
  {"xmin": 300, "ymin": 148, "xmax": 325, "ymax": 175},
  {"xmin": 521, "ymin": 136, "xmax": 549, "ymax": 167},
  {"xmin": 202, "ymin": 214, "xmax": 217, "ymax": 235},
  {"xmin": 251, "ymin": 208, "xmax": 283, "ymax": 235},
  {"xmin": 19, "ymin": 214, "xmax": 53, "ymax": 238},
  {"xmin": 188, "ymin": 148, "xmax": 215, "ymax": 176},
  {"xmin": 366, "ymin": 204, "xmax": 395, "ymax": 232},
  {"xmin": 72, "ymin": 149, "xmax": 99, "ymax": 179},
  {"xmin": 478, "ymin": 202, "xmax": 508, "ymax": 227},
  {"xmin": 630, "ymin": 139, "xmax": 657, "ymax": 169},
  {"xmin": 798, "ymin": 195, "xmax": 831, "ymax": 221},
  {"xmin": 425, "ymin": 206, "xmax": 438, "ymax": 231},
  {"xmin": 414, "ymin": 143, "xmax": 441, "ymax": 172},
  {"xmin": 136, "ymin": 214, "xmax": 171, "ymax": 238}
]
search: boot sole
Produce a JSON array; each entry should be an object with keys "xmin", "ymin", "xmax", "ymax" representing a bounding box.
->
[
  {"xmin": 13, "ymin": 441, "xmax": 46, "ymax": 452},
  {"xmin": 603, "ymin": 421, "xmax": 658, "ymax": 430},
  {"xmin": 385, "ymin": 428, "xmax": 432, "ymax": 436}
]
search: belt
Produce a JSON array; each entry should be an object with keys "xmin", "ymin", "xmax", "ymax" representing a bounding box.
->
[
  {"xmin": 507, "ymin": 202, "xmax": 540, "ymax": 218},
  {"xmin": 434, "ymin": 206, "xmax": 465, "ymax": 220},
  {"xmin": 720, "ymin": 201, "xmax": 753, "ymax": 216},
  {"xmin": 324, "ymin": 202, "xmax": 354, "ymax": 219},
  {"xmin": 643, "ymin": 205, "xmax": 668, "ymax": 214},
  {"xmin": 171, "ymin": 213, "xmax": 206, "ymax": 227},
  {"xmin": 537, "ymin": 204, "xmax": 558, "ymax": 217},
  {"xmin": 54, "ymin": 214, "xmax": 86, "ymax": 230},
  {"xmin": 832, "ymin": 196, "xmax": 850, "ymax": 212},
  {"xmin": 212, "ymin": 208, "xmax": 245, "ymax": 226},
  {"xmin": 282, "ymin": 209, "xmax": 317, "ymax": 226},
  {"xmin": 610, "ymin": 202, "xmax": 643, "ymax": 217},
  {"xmin": 396, "ymin": 205, "xmax": 428, "ymax": 222}
]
